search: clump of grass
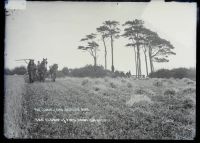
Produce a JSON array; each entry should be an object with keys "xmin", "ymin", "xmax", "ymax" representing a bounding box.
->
[
  {"xmin": 134, "ymin": 88, "xmax": 155, "ymax": 98},
  {"xmin": 110, "ymin": 82, "xmax": 117, "ymax": 88},
  {"xmin": 153, "ymin": 80, "xmax": 163, "ymax": 87},
  {"xmin": 104, "ymin": 77, "xmax": 109, "ymax": 82},
  {"xmin": 81, "ymin": 79, "xmax": 89, "ymax": 85},
  {"xmin": 181, "ymin": 87, "xmax": 196, "ymax": 94},
  {"xmin": 121, "ymin": 79, "xmax": 126, "ymax": 83},
  {"xmin": 164, "ymin": 89, "xmax": 176, "ymax": 96},
  {"xmin": 182, "ymin": 78, "xmax": 195, "ymax": 85},
  {"xmin": 126, "ymin": 94, "xmax": 152, "ymax": 107},
  {"xmin": 182, "ymin": 98, "xmax": 194, "ymax": 109},
  {"xmin": 94, "ymin": 87, "xmax": 100, "ymax": 91},
  {"xmin": 135, "ymin": 88, "xmax": 146, "ymax": 94},
  {"xmin": 186, "ymin": 81, "xmax": 195, "ymax": 85},
  {"xmin": 127, "ymin": 82, "xmax": 132, "ymax": 88},
  {"xmin": 167, "ymin": 79, "xmax": 174, "ymax": 84}
]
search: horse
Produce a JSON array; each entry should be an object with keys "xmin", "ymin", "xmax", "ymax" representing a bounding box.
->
[
  {"xmin": 38, "ymin": 58, "xmax": 48, "ymax": 82},
  {"xmin": 49, "ymin": 64, "xmax": 58, "ymax": 82}
]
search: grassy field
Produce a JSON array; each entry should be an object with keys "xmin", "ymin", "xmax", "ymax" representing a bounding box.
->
[{"xmin": 4, "ymin": 75, "xmax": 196, "ymax": 139}]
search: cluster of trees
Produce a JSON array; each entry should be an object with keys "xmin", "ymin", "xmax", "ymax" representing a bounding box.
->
[
  {"xmin": 149, "ymin": 68, "xmax": 196, "ymax": 80},
  {"xmin": 78, "ymin": 19, "xmax": 176, "ymax": 77},
  {"xmin": 5, "ymin": 65, "xmax": 195, "ymax": 80}
]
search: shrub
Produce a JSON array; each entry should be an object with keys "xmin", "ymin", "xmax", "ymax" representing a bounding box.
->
[
  {"xmin": 11, "ymin": 66, "xmax": 27, "ymax": 75},
  {"xmin": 113, "ymin": 70, "xmax": 127, "ymax": 78},
  {"xmin": 149, "ymin": 68, "xmax": 196, "ymax": 80},
  {"xmin": 68, "ymin": 65, "xmax": 130, "ymax": 78},
  {"xmin": 149, "ymin": 69, "xmax": 172, "ymax": 78},
  {"xmin": 71, "ymin": 65, "xmax": 109, "ymax": 78}
]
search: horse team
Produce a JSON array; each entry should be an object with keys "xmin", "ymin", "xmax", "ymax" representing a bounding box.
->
[{"xmin": 27, "ymin": 58, "xmax": 58, "ymax": 83}]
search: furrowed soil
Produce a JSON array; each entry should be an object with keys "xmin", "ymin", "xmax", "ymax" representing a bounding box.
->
[{"xmin": 4, "ymin": 76, "xmax": 196, "ymax": 139}]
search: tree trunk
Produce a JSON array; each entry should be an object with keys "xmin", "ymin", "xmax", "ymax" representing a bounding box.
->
[
  {"xmin": 144, "ymin": 50, "xmax": 149, "ymax": 76},
  {"xmin": 102, "ymin": 37, "xmax": 107, "ymax": 70},
  {"xmin": 133, "ymin": 46, "xmax": 137, "ymax": 77},
  {"xmin": 94, "ymin": 46, "xmax": 97, "ymax": 68},
  {"xmin": 149, "ymin": 47, "xmax": 154, "ymax": 73},
  {"xmin": 111, "ymin": 35, "xmax": 114, "ymax": 72},
  {"xmin": 138, "ymin": 49, "xmax": 141, "ymax": 77},
  {"xmin": 136, "ymin": 48, "xmax": 138, "ymax": 78},
  {"xmin": 136, "ymin": 43, "xmax": 142, "ymax": 77},
  {"xmin": 94, "ymin": 57, "xmax": 97, "ymax": 67}
]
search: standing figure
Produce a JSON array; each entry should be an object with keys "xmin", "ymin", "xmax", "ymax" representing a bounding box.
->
[{"xmin": 27, "ymin": 60, "xmax": 36, "ymax": 83}]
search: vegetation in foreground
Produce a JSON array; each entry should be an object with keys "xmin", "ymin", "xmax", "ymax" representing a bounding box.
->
[{"xmin": 10, "ymin": 76, "xmax": 195, "ymax": 139}]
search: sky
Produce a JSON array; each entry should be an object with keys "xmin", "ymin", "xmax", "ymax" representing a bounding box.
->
[{"xmin": 5, "ymin": 1, "xmax": 196, "ymax": 75}]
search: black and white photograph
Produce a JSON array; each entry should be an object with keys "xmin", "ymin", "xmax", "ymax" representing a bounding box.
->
[{"xmin": 4, "ymin": 1, "xmax": 196, "ymax": 139}]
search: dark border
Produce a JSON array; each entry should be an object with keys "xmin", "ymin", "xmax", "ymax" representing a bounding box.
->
[{"xmin": 1, "ymin": 0, "xmax": 199, "ymax": 142}]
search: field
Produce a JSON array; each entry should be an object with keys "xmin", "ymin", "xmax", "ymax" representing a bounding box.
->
[{"xmin": 4, "ymin": 75, "xmax": 196, "ymax": 139}]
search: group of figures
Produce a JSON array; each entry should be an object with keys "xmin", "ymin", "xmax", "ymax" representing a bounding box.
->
[{"xmin": 27, "ymin": 58, "xmax": 58, "ymax": 83}]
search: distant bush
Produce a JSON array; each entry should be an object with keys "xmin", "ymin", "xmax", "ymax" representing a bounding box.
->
[
  {"xmin": 69, "ymin": 65, "xmax": 129, "ymax": 78},
  {"xmin": 113, "ymin": 70, "xmax": 127, "ymax": 78},
  {"xmin": 61, "ymin": 67, "xmax": 69, "ymax": 76},
  {"xmin": 56, "ymin": 71, "xmax": 66, "ymax": 78},
  {"xmin": 149, "ymin": 68, "xmax": 196, "ymax": 80},
  {"xmin": 5, "ymin": 66, "xmax": 27, "ymax": 75},
  {"xmin": 70, "ymin": 65, "xmax": 109, "ymax": 78},
  {"xmin": 4, "ymin": 68, "xmax": 13, "ymax": 75}
]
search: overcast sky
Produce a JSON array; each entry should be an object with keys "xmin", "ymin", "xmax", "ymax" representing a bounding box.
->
[{"xmin": 5, "ymin": 1, "xmax": 196, "ymax": 75}]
